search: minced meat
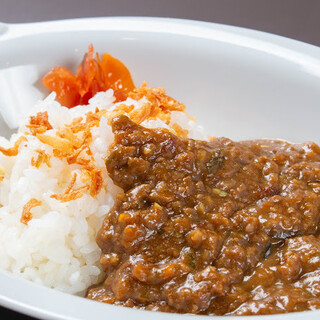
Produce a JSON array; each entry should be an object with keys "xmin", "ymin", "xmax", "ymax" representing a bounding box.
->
[{"xmin": 87, "ymin": 115, "xmax": 320, "ymax": 315}]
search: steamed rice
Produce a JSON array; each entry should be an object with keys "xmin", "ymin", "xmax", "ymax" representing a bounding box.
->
[{"xmin": 0, "ymin": 88, "xmax": 205, "ymax": 294}]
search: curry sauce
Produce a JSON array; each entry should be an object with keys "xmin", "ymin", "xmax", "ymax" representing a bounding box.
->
[{"xmin": 87, "ymin": 115, "xmax": 320, "ymax": 315}]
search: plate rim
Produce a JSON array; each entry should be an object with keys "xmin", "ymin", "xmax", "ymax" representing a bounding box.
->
[{"xmin": 0, "ymin": 16, "xmax": 320, "ymax": 320}]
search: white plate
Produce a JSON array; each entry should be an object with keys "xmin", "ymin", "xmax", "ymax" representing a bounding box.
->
[{"xmin": 0, "ymin": 17, "xmax": 320, "ymax": 320}]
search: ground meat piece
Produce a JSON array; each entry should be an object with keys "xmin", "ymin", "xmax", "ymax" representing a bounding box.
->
[{"xmin": 87, "ymin": 115, "xmax": 320, "ymax": 315}]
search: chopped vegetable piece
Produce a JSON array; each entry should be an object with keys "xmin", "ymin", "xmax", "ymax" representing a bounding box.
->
[
  {"xmin": 212, "ymin": 188, "xmax": 228, "ymax": 197},
  {"xmin": 42, "ymin": 44, "xmax": 135, "ymax": 108}
]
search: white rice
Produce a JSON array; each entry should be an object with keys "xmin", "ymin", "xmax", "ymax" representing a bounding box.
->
[{"xmin": 0, "ymin": 89, "xmax": 205, "ymax": 294}]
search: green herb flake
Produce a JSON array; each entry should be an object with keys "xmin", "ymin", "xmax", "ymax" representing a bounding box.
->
[
  {"xmin": 206, "ymin": 150, "xmax": 225, "ymax": 170},
  {"xmin": 212, "ymin": 188, "xmax": 228, "ymax": 197},
  {"xmin": 188, "ymin": 252, "xmax": 196, "ymax": 270}
]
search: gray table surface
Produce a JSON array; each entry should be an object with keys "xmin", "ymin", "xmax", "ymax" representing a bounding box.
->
[
  {"xmin": 1, "ymin": 0, "xmax": 320, "ymax": 46},
  {"xmin": 0, "ymin": 0, "xmax": 320, "ymax": 319}
]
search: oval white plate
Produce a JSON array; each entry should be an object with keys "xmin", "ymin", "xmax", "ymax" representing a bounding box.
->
[{"xmin": 0, "ymin": 17, "xmax": 320, "ymax": 320}]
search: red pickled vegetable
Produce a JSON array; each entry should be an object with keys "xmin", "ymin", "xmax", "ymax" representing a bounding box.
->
[{"xmin": 42, "ymin": 44, "xmax": 135, "ymax": 108}]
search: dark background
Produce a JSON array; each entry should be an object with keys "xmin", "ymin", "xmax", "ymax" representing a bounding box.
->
[{"xmin": 1, "ymin": 0, "xmax": 320, "ymax": 319}]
